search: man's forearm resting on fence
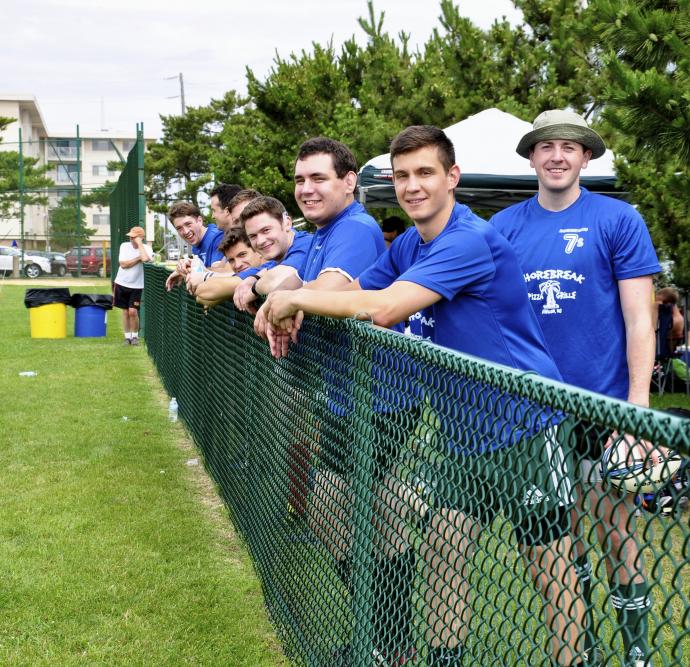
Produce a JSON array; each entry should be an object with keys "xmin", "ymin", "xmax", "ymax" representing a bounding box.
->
[
  {"xmin": 265, "ymin": 281, "xmax": 441, "ymax": 332},
  {"xmin": 188, "ymin": 270, "xmax": 244, "ymax": 304},
  {"xmin": 234, "ymin": 265, "xmax": 300, "ymax": 312}
]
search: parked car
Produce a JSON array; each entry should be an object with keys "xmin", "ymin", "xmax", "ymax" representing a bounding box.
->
[
  {"xmin": 65, "ymin": 246, "xmax": 112, "ymax": 276},
  {"xmin": 31, "ymin": 250, "xmax": 67, "ymax": 277},
  {"xmin": 167, "ymin": 246, "xmax": 180, "ymax": 261},
  {"xmin": 0, "ymin": 246, "xmax": 52, "ymax": 278}
]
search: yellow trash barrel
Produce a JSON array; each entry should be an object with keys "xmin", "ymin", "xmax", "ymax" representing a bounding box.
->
[{"xmin": 24, "ymin": 289, "xmax": 71, "ymax": 339}]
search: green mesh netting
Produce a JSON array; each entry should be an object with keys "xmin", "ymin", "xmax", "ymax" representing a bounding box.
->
[
  {"xmin": 109, "ymin": 127, "xmax": 145, "ymax": 279},
  {"xmin": 143, "ymin": 264, "xmax": 690, "ymax": 667}
]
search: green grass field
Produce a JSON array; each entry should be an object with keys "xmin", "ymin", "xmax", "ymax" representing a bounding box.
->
[{"xmin": 0, "ymin": 282, "xmax": 285, "ymax": 666}]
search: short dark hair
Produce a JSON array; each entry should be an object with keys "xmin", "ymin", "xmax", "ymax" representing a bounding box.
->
[
  {"xmin": 228, "ymin": 189, "xmax": 262, "ymax": 212},
  {"xmin": 382, "ymin": 215, "xmax": 406, "ymax": 235},
  {"xmin": 218, "ymin": 230, "xmax": 252, "ymax": 254},
  {"xmin": 390, "ymin": 125, "xmax": 455, "ymax": 172},
  {"xmin": 210, "ymin": 183, "xmax": 242, "ymax": 209},
  {"xmin": 168, "ymin": 201, "xmax": 201, "ymax": 221},
  {"xmin": 296, "ymin": 137, "xmax": 357, "ymax": 178},
  {"xmin": 239, "ymin": 196, "xmax": 287, "ymax": 226},
  {"xmin": 657, "ymin": 287, "xmax": 679, "ymax": 305}
]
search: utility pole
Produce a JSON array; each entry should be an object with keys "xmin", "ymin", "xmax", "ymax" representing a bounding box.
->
[
  {"xmin": 179, "ymin": 73, "xmax": 186, "ymax": 115},
  {"xmin": 166, "ymin": 73, "xmax": 186, "ymax": 115}
]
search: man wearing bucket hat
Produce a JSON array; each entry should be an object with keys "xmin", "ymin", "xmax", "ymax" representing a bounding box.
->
[
  {"xmin": 114, "ymin": 226, "xmax": 153, "ymax": 346},
  {"xmin": 492, "ymin": 110, "xmax": 661, "ymax": 666}
]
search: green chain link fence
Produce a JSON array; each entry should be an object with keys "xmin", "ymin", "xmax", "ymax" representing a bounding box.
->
[
  {"xmin": 142, "ymin": 264, "xmax": 689, "ymax": 667},
  {"xmin": 108, "ymin": 124, "xmax": 145, "ymax": 279}
]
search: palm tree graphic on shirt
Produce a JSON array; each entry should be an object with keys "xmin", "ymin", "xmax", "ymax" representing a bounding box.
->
[{"xmin": 539, "ymin": 280, "xmax": 562, "ymax": 313}]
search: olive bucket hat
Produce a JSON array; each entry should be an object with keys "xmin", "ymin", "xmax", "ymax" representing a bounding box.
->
[{"xmin": 516, "ymin": 109, "xmax": 606, "ymax": 159}]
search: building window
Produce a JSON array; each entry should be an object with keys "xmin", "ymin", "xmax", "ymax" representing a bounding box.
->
[
  {"xmin": 122, "ymin": 139, "xmax": 136, "ymax": 152},
  {"xmin": 93, "ymin": 214, "xmax": 110, "ymax": 226},
  {"xmin": 92, "ymin": 139, "xmax": 112, "ymax": 151},
  {"xmin": 49, "ymin": 139, "xmax": 78, "ymax": 160},
  {"xmin": 56, "ymin": 164, "xmax": 79, "ymax": 184},
  {"xmin": 92, "ymin": 165, "xmax": 109, "ymax": 176}
]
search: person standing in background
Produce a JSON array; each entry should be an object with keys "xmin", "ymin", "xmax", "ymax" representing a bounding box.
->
[{"xmin": 113, "ymin": 226, "xmax": 153, "ymax": 346}]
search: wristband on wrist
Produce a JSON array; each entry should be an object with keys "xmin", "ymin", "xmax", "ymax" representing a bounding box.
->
[
  {"xmin": 251, "ymin": 277, "xmax": 262, "ymax": 297},
  {"xmin": 203, "ymin": 271, "xmax": 214, "ymax": 282}
]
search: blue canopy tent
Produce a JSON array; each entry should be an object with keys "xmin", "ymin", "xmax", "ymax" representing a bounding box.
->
[{"xmin": 357, "ymin": 108, "xmax": 624, "ymax": 212}]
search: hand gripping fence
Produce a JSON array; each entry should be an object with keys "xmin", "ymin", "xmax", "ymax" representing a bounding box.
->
[{"xmin": 143, "ymin": 264, "xmax": 690, "ymax": 667}]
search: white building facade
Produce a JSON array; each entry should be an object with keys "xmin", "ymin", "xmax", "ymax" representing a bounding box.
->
[{"xmin": 0, "ymin": 95, "xmax": 155, "ymax": 250}]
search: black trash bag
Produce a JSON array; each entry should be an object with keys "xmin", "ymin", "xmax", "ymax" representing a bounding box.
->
[
  {"xmin": 70, "ymin": 293, "xmax": 113, "ymax": 310},
  {"xmin": 24, "ymin": 288, "xmax": 71, "ymax": 308}
]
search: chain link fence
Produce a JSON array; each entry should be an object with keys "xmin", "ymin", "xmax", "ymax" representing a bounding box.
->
[
  {"xmin": 108, "ymin": 124, "xmax": 145, "ymax": 279},
  {"xmin": 142, "ymin": 264, "xmax": 689, "ymax": 666}
]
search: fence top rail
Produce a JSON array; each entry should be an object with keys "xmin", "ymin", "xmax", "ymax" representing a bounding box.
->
[{"xmin": 145, "ymin": 263, "xmax": 690, "ymax": 454}]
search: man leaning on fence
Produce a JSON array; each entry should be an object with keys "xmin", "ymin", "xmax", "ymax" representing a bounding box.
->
[
  {"xmin": 188, "ymin": 196, "xmax": 311, "ymax": 308},
  {"xmin": 165, "ymin": 201, "xmax": 225, "ymax": 291},
  {"xmin": 253, "ymin": 137, "xmax": 421, "ymax": 664},
  {"xmin": 208, "ymin": 189, "xmax": 264, "ymax": 273},
  {"xmin": 209, "ymin": 182, "xmax": 242, "ymax": 232},
  {"xmin": 263, "ymin": 125, "xmax": 588, "ymax": 667},
  {"xmin": 113, "ymin": 225, "xmax": 153, "ymax": 346},
  {"xmin": 491, "ymin": 109, "xmax": 661, "ymax": 667}
]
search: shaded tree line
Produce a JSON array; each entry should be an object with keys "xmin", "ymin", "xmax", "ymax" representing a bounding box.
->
[{"xmin": 145, "ymin": 0, "xmax": 689, "ymax": 286}]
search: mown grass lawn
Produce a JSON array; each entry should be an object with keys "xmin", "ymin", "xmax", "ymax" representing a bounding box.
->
[{"xmin": 0, "ymin": 281, "xmax": 285, "ymax": 666}]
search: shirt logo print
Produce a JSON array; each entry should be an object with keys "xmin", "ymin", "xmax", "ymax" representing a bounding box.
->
[{"xmin": 559, "ymin": 227, "xmax": 588, "ymax": 254}]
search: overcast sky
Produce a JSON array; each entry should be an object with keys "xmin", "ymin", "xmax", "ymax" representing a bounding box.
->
[{"xmin": 4, "ymin": 0, "xmax": 522, "ymax": 138}]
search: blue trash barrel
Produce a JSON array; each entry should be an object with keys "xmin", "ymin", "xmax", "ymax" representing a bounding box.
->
[{"xmin": 71, "ymin": 294, "xmax": 113, "ymax": 338}]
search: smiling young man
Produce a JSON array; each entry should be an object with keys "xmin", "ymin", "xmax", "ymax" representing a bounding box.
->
[
  {"xmin": 209, "ymin": 189, "xmax": 263, "ymax": 273},
  {"xmin": 189, "ymin": 197, "xmax": 311, "ymax": 308},
  {"xmin": 252, "ymin": 137, "xmax": 385, "ymax": 341},
  {"xmin": 491, "ymin": 110, "xmax": 661, "ymax": 667},
  {"xmin": 164, "ymin": 201, "xmax": 225, "ymax": 290},
  {"xmin": 218, "ymin": 230, "xmax": 263, "ymax": 274},
  {"xmin": 263, "ymin": 125, "xmax": 587, "ymax": 666},
  {"xmin": 232, "ymin": 196, "xmax": 312, "ymax": 311}
]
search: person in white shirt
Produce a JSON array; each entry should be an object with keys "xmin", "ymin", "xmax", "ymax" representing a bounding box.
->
[{"xmin": 113, "ymin": 226, "xmax": 153, "ymax": 346}]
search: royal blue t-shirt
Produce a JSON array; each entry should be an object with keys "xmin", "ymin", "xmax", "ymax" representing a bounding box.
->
[
  {"xmin": 192, "ymin": 223, "xmax": 224, "ymax": 267},
  {"xmin": 491, "ymin": 188, "xmax": 660, "ymax": 399},
  {"xmin": 294, "ymin": 202, "xmax": 387, "ymax": 415},
  {"xmin": 299, "ymin": 201, "xmax": 385, "ymax": 282},
  {"xmin": 359, "ymin": 204, "xmax": 563, "ymax": 453},
  {"xmin": 360, "ymin": 204, "xmax": 562, "ymax": 380}
]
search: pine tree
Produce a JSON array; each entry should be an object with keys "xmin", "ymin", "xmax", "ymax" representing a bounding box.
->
[{"xmin": 590, "ymin": 0, "xmax": 690, "ymax": 286}]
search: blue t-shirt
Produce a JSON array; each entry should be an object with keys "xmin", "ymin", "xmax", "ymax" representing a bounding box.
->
[
  {"xmin": 360, "ymin": 204, "xmax": 562, "ymax": 380},
  {"xmin": 491, "ymin": 188, "xmax": 661, "ymax": 399},
  {"xmin": 360, "ymin": 204, "xmax": 563, "ymax": 453},
  {"xmin": 295, "ymin": 202, "xmax": 386, "ymax": 415},
  {"xmin": 299, "ymin": 201, "xmax": 385, "ymax": 282},
  {"xmin": 192, "ymin": 223, "xmax": 224, "ymax": 267}
]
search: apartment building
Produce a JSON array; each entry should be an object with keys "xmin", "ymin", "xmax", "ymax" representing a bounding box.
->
[{"xmin": 0, "ymin": 94, "xmax": 155, "ymax": 250}]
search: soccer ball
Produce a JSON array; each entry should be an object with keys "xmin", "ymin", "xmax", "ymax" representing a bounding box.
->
[{"xmin": 600, "ymin": 440, "xmax": 683, "ymax": 494}]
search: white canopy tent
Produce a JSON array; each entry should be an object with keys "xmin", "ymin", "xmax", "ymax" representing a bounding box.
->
[{"xmin": 357, "ymin": 108, "xmax": 623, "ymax": 212}]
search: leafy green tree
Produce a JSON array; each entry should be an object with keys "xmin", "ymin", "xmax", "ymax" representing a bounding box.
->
[
  {"xmin": 145, "ymin": 91, "xmax": 241, "ymax": 213},
  {"xmin": 211, "ymin": 43, "xmax": 356, "ymax": 211},
  {"xmin": 147, "ymin": 0, "xmax": 606, "ymax": 220},
  {"xmin": 48, "ymin": 195, "xmax": 95, "ymax": 250},
  {"xmin": 152, "ymin": 215, "xmax": 165, "ymax": 252},
  {"xmin": 590, "ymin": 0, "xmax": 690, "ymax": 286},
  {"xmin": 0, "ymin": 116, "xmax": 54, "ymax": 221}
]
